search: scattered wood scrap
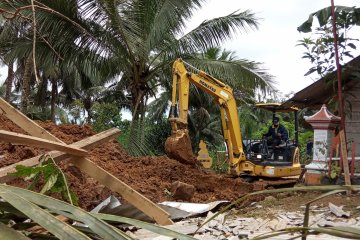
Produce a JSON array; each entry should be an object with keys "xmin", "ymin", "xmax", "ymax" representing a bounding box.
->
[
  {"xmin": 0, "ymin": 98, "xmax": 61, "ymax": 142},
  {"xmin": 329, "ymin": 202, "xmax": 350, "ymax": 218},
  {"xmin": 0, "ymin": 97, "xmax": 173, "ymax": 226},
  {"xmin": 339, "ymin": 130, "xmax": 351, "ymax": 192},
  {"xmin": 0, "ymin": 130, "xmax": 88, "ymax": 157},
  {"xmin": 0, "ymin": 128, "xmax": 121, "ymax": 181}
]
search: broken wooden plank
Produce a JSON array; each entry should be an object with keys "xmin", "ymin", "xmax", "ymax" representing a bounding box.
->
[
  {"xmin": 0, "ymin": 128, "xmax": 121, "ymax": 181},
  {"xmin": 0, "ymin": 103, "xmax": 173, "ymax": 226},
  {"xmin": 339, "ymin": 130, "xmax": 351, "ymax": 190},
  {"xmin": 0, "ymin": 130, "xmax": 87, "ymax": 157},
  {"xmin": 0, "ymin": 98, "xmax": 62, "ymax": 142},
  {"xmin": 69, "ymin": 157, "xmax": 174, "ymax": 226},
  {"xmin": 329, "ymin": 202, "xmax": 350, "ymax": 218}
]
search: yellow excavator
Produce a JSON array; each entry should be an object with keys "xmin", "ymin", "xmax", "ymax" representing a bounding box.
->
[{"xmin": 165, "ymin": 58, "xmax": 301, "ymax": 178}]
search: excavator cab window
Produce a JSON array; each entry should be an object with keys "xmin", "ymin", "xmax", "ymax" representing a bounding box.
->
[{"xmin": 246, "ymin": 103, "xmax": 299, "ymax": 166}]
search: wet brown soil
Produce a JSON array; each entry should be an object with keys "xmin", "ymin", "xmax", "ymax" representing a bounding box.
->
[
  {"xmin": 164, "ymin": 131, "xmax": 197, "ymax": 165},
  {"xmin": 0, "ymin": 116, "xmax": 253, "ymax": 210}
]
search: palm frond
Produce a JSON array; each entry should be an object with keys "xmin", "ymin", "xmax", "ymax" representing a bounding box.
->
[
  {"xmin": 174, "ymin": 10, "xmax": 259, "ymax": 54},
  {"xmin": 144, "ymin": 0, "xmax": 203, "ymax": 50},
  {"xmin": 147, "ymin": 91, "xmax": 171, "ymax": 121}
]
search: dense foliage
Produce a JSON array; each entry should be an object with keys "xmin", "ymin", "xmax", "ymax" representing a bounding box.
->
[
  {"xmin": 297, "ymin": 6, "xmax": 360, "ymax": 77},
  {"xmin": 0, "ymin": 2, "xmax": 357, "ymax": 159},
  {"xmin": 0, "ymin": 0, "xmax": 275, "ymax": 156}
]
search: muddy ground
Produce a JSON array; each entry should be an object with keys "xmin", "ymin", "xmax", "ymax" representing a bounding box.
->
[
  {"xmin": 237, "ymin": 191, "xmax": 360, "ymax": 219},
  {"xmin": 1, "ymin": 115, "xmax": 358, "ymax": 216},
  {"xmin": 0, "ymin": 116, "xmax": 254, "ymax": 210}
]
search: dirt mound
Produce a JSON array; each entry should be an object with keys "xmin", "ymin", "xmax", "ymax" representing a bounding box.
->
[
  {"xmin": 0, "ymin": 116, "xmax": 94, "ymax": 168},
  {"xmin": 0, "ymin": 115, "xmax": 27, "ymax": 133},
  {"xmin": 0, "ymin": 119, "xmax": 253, "ymax": 210}
]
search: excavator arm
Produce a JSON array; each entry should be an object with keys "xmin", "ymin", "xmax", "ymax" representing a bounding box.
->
[{"xmin": 165, "ymin": 59, "xmax": 248, "ymax": 172}]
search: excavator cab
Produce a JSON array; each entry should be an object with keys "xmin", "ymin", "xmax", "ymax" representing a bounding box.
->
[{"xmin": 246, "ymin": 103, "xmax": 300, "ymax": 167}]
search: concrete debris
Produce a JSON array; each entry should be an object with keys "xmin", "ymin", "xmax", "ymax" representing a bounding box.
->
[
  {"xmin": 203, "ymin": 211, "xmax": 226, "ymax": 229},
  {"xmin": 131, "ymin": 206, "xmax": 359, "ymax": 240},
  {"xmin": 329, "ymin": 202, "xmax": 350, "ymax": 218}
]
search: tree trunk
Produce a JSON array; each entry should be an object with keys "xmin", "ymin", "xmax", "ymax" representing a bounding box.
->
[
  {"xmin": 50, "ymin": 78, "xmax": 57, "ymax": 122},
  {"xmin": 20, "ymin": 56, "xmax": 33, "ymax": 114},
  {"xmin": 37, "ymin": 77, "xmax": 48, "ymax": 117},
  {"xmin": 5, "ymin": 61, "xmax": 14, "ymax": 102},
  {"xmin": 83, "ymin": 96, "xmax": 92, "ymax": 124}
]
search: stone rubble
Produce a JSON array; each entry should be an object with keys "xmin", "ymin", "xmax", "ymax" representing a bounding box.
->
[{"xmin": 133, "ymin": 202, "xmax": 359, "ymax": 240}]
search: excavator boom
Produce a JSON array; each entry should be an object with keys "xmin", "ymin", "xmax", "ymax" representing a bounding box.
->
[
  {"xmin": 166, "ymin": 59, "xmax": 302, "ymax": 178},
  {"xmin": 165, "ymin": 59, "xmax": 247, "ymax": 173}
]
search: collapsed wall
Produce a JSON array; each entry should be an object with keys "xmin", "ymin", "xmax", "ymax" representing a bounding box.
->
[{"xmin": 0, "ymin": 117, "xmax": 253, "ymax": 210}]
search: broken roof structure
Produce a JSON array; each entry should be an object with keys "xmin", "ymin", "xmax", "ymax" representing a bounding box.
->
[
  {"xmin": 283, "ymin": 55, "xmax": 360, "ymax": 109},
  {"xmin": 283, "ymin": 55, "xmax": 360, "ymax": 169}
]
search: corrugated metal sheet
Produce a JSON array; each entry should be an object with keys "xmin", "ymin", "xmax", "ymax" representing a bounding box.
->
[{"xmin": 91, "ymin": 196, "xmax": 228, "ymax": 222}]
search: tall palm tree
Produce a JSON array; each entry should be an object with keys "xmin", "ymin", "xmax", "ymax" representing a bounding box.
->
[
  {"xmin": 40, "ymin": 0, "xmax": 270, "ymax": 118},
  {"xmin": 96, "ymin": 1, "xmax": 274, "ymax": 154},
  {"xmin": 4, "ymin": 60, "xmax": 14, "ymax": 102},
  {"xmin": 1, "ymin": 1, "xmax": 274, "ymax": 155},
  {"xmin": 0, "ymin": 13, "xmax": 17, "ymax": 103},
  {"xmin": 0, "ymin": 0, "xmax": 112, "ymax": 116}
]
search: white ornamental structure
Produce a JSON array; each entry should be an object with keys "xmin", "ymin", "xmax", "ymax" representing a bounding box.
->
[{"xmin": 304, "ymin": 105, "xmax": 341, "ymax": 184}]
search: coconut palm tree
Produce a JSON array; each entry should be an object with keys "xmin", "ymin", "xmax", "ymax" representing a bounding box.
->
[
  {"xmin": 21, "ymin": 0, "xmax": 271, "ymax": 155},
  {"xmin": 0, "ymin": 0, "xmax": 113, "ymax": 116},
  {"xmin": 0, "ymin": 14, "xmax": 16, "ymax": 103},
  {"xmin": 1, "ymin": 1, "xmax": 274, "ymax": 155},
  {"xmin": 33, "ymin": 0, "xmax": 270, "ymax": 117}
]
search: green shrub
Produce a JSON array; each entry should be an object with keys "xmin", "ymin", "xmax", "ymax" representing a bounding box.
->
[{"xmin": 91, "ymin": 102, "xmax": 123, "ymax": 132}]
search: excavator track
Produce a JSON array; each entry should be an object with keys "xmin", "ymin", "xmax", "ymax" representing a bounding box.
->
[
  {"xmin": 253, "ymin": 178, "xmax": 298, "ymax": 190},
  {"xmin": 223, "ymin": 174, "xmax": 299, "ymax": 190}
]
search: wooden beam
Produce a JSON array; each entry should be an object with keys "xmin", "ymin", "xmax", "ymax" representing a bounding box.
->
[
  {"xmin": 0, "ymin": 128, "xmax": 121, "ymax": 180},
  {"xmin": 0, "ymin": 130, "xmax": 87, "ymax": 157},
  {"xmin": 69, "ymin": 157, "xmax": 174, "ymax": 226},
  {"xmin": 0, "ymin": 129, "xmax": 174, "ymax": 225},
  {"xmin": 339, "ymin": 130, "xmax": 351, "ymax": 190},
  {"xmin": 0, "ymin": 98, "xmax": 62, "ymax": 143},
  {"xmin": 0, "ymin": 101, "xmax": 174, "ymax": 225}
]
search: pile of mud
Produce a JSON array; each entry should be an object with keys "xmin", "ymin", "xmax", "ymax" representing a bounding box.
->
[{"xmin": 0, "ymin": 116, "xmax": 253, "ymax": 210}]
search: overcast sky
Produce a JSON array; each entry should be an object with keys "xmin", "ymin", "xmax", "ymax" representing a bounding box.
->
[
  {"xmin": 186, "ymin": 0, "xmax": 360, "ymax": 95},
  {"xmin": 1, "ymin": 0, "xmax": 359, "ymax": 96}
]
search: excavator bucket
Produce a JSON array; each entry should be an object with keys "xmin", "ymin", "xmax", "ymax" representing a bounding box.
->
[{"xmin": 165, "ymin": 130, "xmax": 197, "ymax": 165}]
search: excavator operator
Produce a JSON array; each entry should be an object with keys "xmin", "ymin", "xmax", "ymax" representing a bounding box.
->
[{"xmin": 263, "ymin": 116, "xmax": 288, "ymax": 148}]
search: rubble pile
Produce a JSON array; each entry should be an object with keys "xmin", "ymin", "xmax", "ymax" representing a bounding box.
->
[
  {"xmin": 131, "ymin": 200, "xmax": 360, "ymax": 239},
  {"xmin": 0, "ymin": 118, "xmax": 253, "ymax": 210}
]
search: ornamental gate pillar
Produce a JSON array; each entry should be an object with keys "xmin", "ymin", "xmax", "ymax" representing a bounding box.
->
[{"xmin": 304, "ymin": 105, "xmax": 341, "ymax": 185}]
